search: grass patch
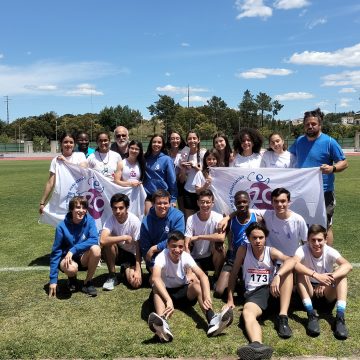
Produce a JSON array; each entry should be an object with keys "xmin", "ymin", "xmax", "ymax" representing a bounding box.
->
[{"xmin": 0, "ymin": 157, "xmax": 359, "ymax": 358}]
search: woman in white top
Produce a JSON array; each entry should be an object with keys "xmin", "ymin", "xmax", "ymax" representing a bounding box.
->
[
  {"xmin": 116, "ymin": 140, "xmax": 145, "ymax": 187},
  {"xmin": 212, "ymin": 132, "xmax": 234, "ymax": 167},
  {"xmin": 87, "ymin": 132, "xmax": 122, "ymax": 181},
  {"xmin": 39, "ymin": 132, "xmax": 87, "ymax": 214},
  {"xmin": 178, "ymin": 130, "xmax": 206, "ymax": 220},
  {"xmin": 261, "ymin": 132, "xmax": 296, "ymax": 168},
  {"xmin": 232, "ymin": 128, "xmax": 263, "ymax": 168}
]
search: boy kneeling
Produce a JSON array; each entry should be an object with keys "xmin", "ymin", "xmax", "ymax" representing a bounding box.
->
[
  {"xmin": 294, "ymin": 224, "xmax": 352, "ymax": 339},
  {"xmin": 148, "ymin": 230, "xmax": 233, "ymax": 342},
  {"xmin": 226, "ymin": 222, "xmax": 294, "ymax": 360}
]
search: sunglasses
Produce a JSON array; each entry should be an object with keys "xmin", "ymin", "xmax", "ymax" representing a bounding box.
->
[{"xmin": 116, "ymin": 134, "xmax": 127, "ymax": 138}]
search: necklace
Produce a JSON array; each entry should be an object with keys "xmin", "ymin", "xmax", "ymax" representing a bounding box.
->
[{"xmin": 98, "ymin": 151, "xmax": 110, "ymax": 174}]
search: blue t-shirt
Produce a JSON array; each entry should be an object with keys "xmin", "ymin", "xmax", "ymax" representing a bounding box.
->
[{"xmin": 289, "ymin": 133, "xmax": 345, "ymax": 192}]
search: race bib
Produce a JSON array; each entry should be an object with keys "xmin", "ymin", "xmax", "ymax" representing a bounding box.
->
[{"xmin": 247, "ymin": 268, "xmax": 270, "ymax": 287}]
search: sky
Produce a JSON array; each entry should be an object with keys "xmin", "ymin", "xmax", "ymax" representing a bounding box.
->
[{"xmin": 1, "ymin": 0, "xmax": 360, "ymax": 123}]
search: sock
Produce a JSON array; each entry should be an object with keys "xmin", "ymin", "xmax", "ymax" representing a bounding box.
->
[
  {"xmin": 336, "ymin": 300, "xmax": 346, "ymax": 317},
  {"xmin": 303, "ymin": 298, "xmax": 313, "ymax": 313},
  {"xmin": 206, "ymin": 309, "xmax": 215, "ymax": 323}
]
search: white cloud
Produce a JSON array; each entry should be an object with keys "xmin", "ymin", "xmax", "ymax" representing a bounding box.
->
[
  {"xmin": 307, "ymin": 17, "xmax": 327, "ymax": 30},
  {"xmin": 322, "ymin": 70, "xmax": 360, "ymax": 87},
  {"xmin": 236, "ymin": 67, "xmax": 293, "ymax": 79},
  {"xmin": 180, "ymin": 95, "xmax": 208, "ymax": 103},
  {"xmin": 288, "ymin": 43, "xmax": 360, "ymax": 67},
  {"xmin": 316, "ymin": 100, "xmax": 329, "ymax": 107},
  {"xmin": 0, "ymin": 60, "xmax": 123, "ymax": 95},
  {"xmin": 299, "ymin": 9, "xmax": 308, "ymax": 16},
  {"xmin": 0, "ymin": 54, "xmax": 4, "ymax": 59},
  {"xmin": 26, "ymin": 51, "xmax": 31, "ymax": 56},
  {"xmin": 338, "ymin": 97, "xmax": 352, "ymax": 108},
  {"xmin": 66, "ymin": 83, "xmax": 103, "ymax": 96},
  {"xmin": 156, "ymin": 84, "xmax": 209, "ymax": 94},
  {"xmin": 339, "ymin": 87, "xmax": 356, "ymax": 93},
  {"xmin": 274, "ymin": 92, "xmax": 314, "ymax": 101},
  {"xmin": 181, "ymin": 42, "xmax": 190, "ymax": 47},
  {"xmin": 235, "ymin": 0, "xmax": 272, "ymax": 20},
  {"xmin": 273, "ymin": 0, "xmax": 310, "ymax": 10},
  {"xmin": 165, "ymin": 72, "xmax": 171, "ymax": 77},
  {"xmin": 25, "ymin": 84, "xmax": 58, "ymax": 91}
]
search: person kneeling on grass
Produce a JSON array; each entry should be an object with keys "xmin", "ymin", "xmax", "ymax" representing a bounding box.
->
[
  {"xmin": 100, "ymin": 193, "xmax": 142, "ymax": 291},
  {"xmin": 293, "ymin": 224, "xmax": 352, "ymax": 339},
  {"xmin": 226, "ymin": 222, "xmax": 295, "ymax": 360},
  {"xmin": 148, "ymin": 230, "xmax": 233, "ymax": 342},
  {"xmin": 48, "ymin": 196, "xmax": 101, "ymax": 298}
]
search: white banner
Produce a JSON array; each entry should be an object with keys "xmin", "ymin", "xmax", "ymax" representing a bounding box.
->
[
  {"xmin": 39, "ymin": 162, "xmax": 147, "ymax": 231},
  {"xmin": 209, "ymin": 167, "xmax": 326, "ymax": 228}
]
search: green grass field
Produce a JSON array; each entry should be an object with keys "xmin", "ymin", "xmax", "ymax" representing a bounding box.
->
[{"xmin": 0, "ymin": 158, "xmax": 359, "ymax": 359}]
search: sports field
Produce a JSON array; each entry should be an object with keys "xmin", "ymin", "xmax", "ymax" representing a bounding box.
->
[{"xmin": 0, "ymin": 158, "xmax": 359, "ymax": 359}]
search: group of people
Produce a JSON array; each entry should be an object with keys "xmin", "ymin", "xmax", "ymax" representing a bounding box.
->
[{"xmin": 42, "ymin": 108, "xmax": 351, "ymax": 359}]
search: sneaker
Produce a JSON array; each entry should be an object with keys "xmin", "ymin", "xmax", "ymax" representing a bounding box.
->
[
  {"xmin": 207, "ymin": 307, "xmax": 233, "ymax": 337},
  {"xmin": 334, "ymin": 315, "xmax": 348, "ymax": 340},
  {"xmin": 237, "ymin": 341, "xmax": 273, "ymax": 360},
  {"xmin": 81, "ymin": 280, "xmax": 97, "ymax": 297},
  {"xmin": 306, "ymin": 311, "xmax": 320, "ymax": 337},
  {"xmin": 148, "ymin": 312, "xmax": 173, "ymax": 342},
  {"xmin": 276, "ymin": 315, "xmax": 293, "ymax": 339},
  {"xmin": 102, "ymin": 274, "xmax": 118, "ymax": 291},
  {"xmin": 67, "ymin": 276, "xmax": 78, "ymax": 292}
]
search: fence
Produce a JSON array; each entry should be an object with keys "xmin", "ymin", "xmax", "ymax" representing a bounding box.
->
[{"xmin": 0, "ymin": 137, "xmax": 356, "ymax": 154}]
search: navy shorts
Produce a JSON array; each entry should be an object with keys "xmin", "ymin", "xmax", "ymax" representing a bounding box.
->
[{"xmin": 115, "ymin": 247, "xmax": 136, "ymax": 268}]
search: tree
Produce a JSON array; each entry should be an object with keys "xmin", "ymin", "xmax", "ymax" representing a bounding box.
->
[
  {"xmin": 238, "ymin": 90, "xmax": 258, "ymax": 128},
  {"xmin": 98, "ymin": 105, "xmax": 142, "ymax": 132},
  {"xmin": 272, "ymin": 100, "xmax": 284, "ymax": 120},
  {"xmin": 147, "ymin": 95, "xmax": 180, "ymax": 139},
  {"xmin": 205, "ymin": 96, "xmax": 228, "ymax": 130},
  {"xmin": 255, "ymin": 92, "xmax": 272, "ymax": 127}
]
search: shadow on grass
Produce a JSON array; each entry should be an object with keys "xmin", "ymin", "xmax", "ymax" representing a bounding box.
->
[
  {"xmin": 43, "ymin": 280, "xmax": 72, "ymax": 300},
  {"xmin": 29, "ymin": 253, "xmax": 50, "ymax": 267}
]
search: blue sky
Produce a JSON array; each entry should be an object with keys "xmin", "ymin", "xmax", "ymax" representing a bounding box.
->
[{"xmin": 1, "ymin": 0, "xmax": 360, "ymax": 122}]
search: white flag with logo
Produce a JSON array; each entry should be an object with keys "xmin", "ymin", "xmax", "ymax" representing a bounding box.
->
[
  {"xmin": 209, "ymin": 167, "xmax": 326, "ymax": 227},
  {"xmin": 39, "ymin": 162, "xmax": 146, "ymax": 231}
]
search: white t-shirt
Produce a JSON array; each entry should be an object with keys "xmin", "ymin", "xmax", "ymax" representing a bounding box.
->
[
  {"xmin": 154, "ymin": 249, "xmax": 197, "ymax": 288},
  {"xmin": 121, "ymin": 158, "xmax": 141, "ymax": 182},
  {"xmin": 87, "ymin": 150, "xmax": 121, "ymax": 180},
  {"xmin": 102, "ymin": 212, "xmax": 141, "ymax": 255},
  {"xmin": 260, "ymin": 150, "xmax": 296, "ymax": 168},
  {"xmin": 185, "ymin": 211, "xmax": 223, "ymax": 259},
  {"xmin": 49, "ymin": 152, "xmax": 86, "ymax": 173},
  {"xmin": 255, "ymin": 209, "xmax": 308, "ymax": 257},
  {"xmin": 231, "ymin": 153, "xmax": 262, "ymax": 168},
  {"xmin": 295, "ymin": 244, "xmax": 341, "ymax": 284},
  {"xmin": 180, "ymin": 147, "xmax": 206, "ymax": 193}
]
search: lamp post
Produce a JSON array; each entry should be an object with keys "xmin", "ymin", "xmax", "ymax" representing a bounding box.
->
[{"xmin": 55, "ymin": 118, "xmax": 58, "ymax": 152}]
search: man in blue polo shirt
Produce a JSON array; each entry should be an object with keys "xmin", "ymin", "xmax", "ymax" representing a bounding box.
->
[{"xmin": 289, "ymin": 108, "xmax": 348, "ymax": 245}]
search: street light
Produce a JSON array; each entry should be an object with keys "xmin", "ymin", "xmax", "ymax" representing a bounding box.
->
[{"xmin": 55, "ymin": 118, "xmax": 58, "ymax": 152}]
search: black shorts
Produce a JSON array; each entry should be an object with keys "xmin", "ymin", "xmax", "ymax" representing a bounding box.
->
[
  {"xmin": 167, "ymin": 284, "xmax": 197, "ymax": 308},
  {"xmin": 183, "ymin": 190, "xmax": 199, "ymax": 211},
  {"xmin": 195, "ymin": 255, "xmax": 214, "ymax": 272},
  {"xmin": 324, "ymin": 191, "xmax": 336, "ymax": 227},
  {"xmin": 311, "ymin": 282, "xmax": 337, "ymax": 313},
  {"xmin": 115, "ymin": 248, "xmax": 136, "ymax": 268},
  {"xmin": 59, "ymin": 253, "xmax": 87, "ymax": 272},
  {"xmin": 244, "ymin": 285, "xmax": 278, "ymax": 312}
]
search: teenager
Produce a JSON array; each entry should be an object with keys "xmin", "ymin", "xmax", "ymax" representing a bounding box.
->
[
  {"xmin": 39, "ymin": 132, "xmax": 87, "ymax": 214},
  {"xmin": 148, "ymin": 230, "xmax": 233, "ymax": 342},
  {"xmin": 185, "ymin": 189, "xmax": 225, "ymax": 278},
  {"xmin": 227, "ymin": 223, "xmax": 294, "ymax": 359},
  {"xmin": 48, "ymin": 196, "xmax": 101, "ymax": 298},
  {"xmin": 143, "ymin": 134, "xmax": 177, "ymax": 214},
  {"xmin": 261, "ymin": 132, "xmax": 295, "ymax": 168},
  {"xmin": 212, "ymin": 132, "xmax": 233, "ymax": 167},
  {"xmin": 294, "ymin": 224, "xmax": 352, "ymax": 339},
  {"xmin": 100, "ymin": 193, "xmax": 142, "ymax": 291}
]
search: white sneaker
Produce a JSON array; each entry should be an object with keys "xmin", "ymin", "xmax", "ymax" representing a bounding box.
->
[
  {"xmin": 102, "ymin": 274, "xmax": 118, "ymax": 291},
  {"xmin": 207, "ymin": 307, "xmax": 233, "ymax": 337},
  {"xmin": 148, "ymin": 312, "xmax": 173, "ymax": 342}
]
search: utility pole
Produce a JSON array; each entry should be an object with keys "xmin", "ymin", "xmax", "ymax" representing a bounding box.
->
[{"xmin": 4, "ymin": 96, "xmax": 11, "ymax": 124}]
